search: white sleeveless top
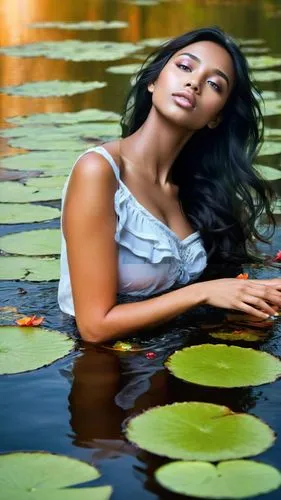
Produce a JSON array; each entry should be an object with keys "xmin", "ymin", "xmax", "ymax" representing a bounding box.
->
[{"xmin": 58, "ymin": 146, "xmax": 207, "ymax": 316}]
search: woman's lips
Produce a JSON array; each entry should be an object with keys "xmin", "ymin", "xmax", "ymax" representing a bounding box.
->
[{"xmin": 172, "ymin": 91, "xmax": 196, "ymax": 109}]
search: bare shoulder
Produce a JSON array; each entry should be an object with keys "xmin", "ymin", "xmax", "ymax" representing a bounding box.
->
[{"xmin": 70, "ymin": 147, "xmax": 118, "ymax": 189}]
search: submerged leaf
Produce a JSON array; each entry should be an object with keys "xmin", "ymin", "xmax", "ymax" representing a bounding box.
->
[
  {"xmin": 0, "ymin": 256, "xmax": 59, "ymax": 281},
  {"xmin": 155, "ymin": 460, "xmax": 281, "ymax": 499},
  {"xmin": 0, "ymin": 203, "xmax": 60, "ymax": 224},
  {"xmin": 0, "ymin": 326, "xmax": 74, "ymax": 374},
  {"xmin": 30, "ymin": 20, "xmax": 128, "ymax": 30},
  {"xmin": 126, "ymin": 402, "xmax": 275, "ymax": 461},
  {"xmin": 0, "ymin": 40, "xmax": 142, "ymax": 61},
  {"xmin": 166, "ymin": 344, "xmax": 281, "ymax": 387},
  {"xmin": 0, "ymin": 229, "xmax": 60, "ymax": 256},
  {"xmin": 209, "ymin": 329, "xmax": 268, "ymax": 342},
  {"xmin": 0, "ymin": 452, "xmax": 112, "ymax": 499},
  {"xmin": 0, "ymin": 80, "xmax": 106, "ymax": 97}
]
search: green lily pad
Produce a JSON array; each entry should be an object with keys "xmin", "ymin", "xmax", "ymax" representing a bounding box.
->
[
  {"xmin": 262, "ymin": 99, "xmax": 281, "ymax": 116},
  {"xmin": 247, "ymin": 56, "xmax": 281, "ymax": 70},
  {"xmin": 0, "ymin": 151, "xmax": 75, "ymax": 172},
  {"xmin": 0, "ymin": 40, "xmax": 142, "ymax": 61},
  {"xmin": 238, "ymin": 39, "xmax": 265, "ymax": 46},
  {"xmin": 264, "ymin": 128, "xmax": 281, "ymax": 137},
  {"xmin": 209, "ymin": 329, "xmax": 268, "ymax": 342},
  {"xmin": 0, "ymin": 256, "xmax": 59, "ymax": 281},
  {"xmin": 260, "ymin": 90, "xmax": 279, "ymax": 99},
  {"xmin": 137, "ymin": 37, "xmax": 170, "ymax": 47},
  {"xmin": 254, "ymin": 164, "xmax": 281, "ymax": 180},
  {"xmin": 106, "ymin": 63, "xmax": 142, "ymax": 74},
  {"xmin": 0, "ymin": 203, "xmax": 60, "ymax": 224},
  {"xmin": 126, "ymin": 402, "xmax": 275, "ymax": 461},
  {"xmin": 0, "ymin": 181, "xmax": 62, "ymax": 202},
  {"xmin": 6, "ymin": 109, "xmax": 120, "ymax": 126},
  {"xmin": 253, "ymin": 70, "xmax": 281, "ymax": 82},
  {"xmin": 30, "ymin": 20, "xmax": 128, "ymax": 30},
  {"xmin": 242, "ymin": 47, "xmax": 269, "ymax": 54},
  {"xmin": 0, "ymin": 452, "xmax": 112, "ymax": 499},
  {"xmin": 0, "ymin": 327, "xmax": 74, "ymax": 374},
  {"xmin": 166, "ymin": 344, "xmax": 281, "ymax": 388},
  {"xmin": 259, "ymin": 141, "xmax": 281, "ymax": 156},
  {"xmin": 0, "ymin": 229, "xmax": 60, "ymax": 255},
  {"xmin": 155, "ymin": 460, "xmax": 281, "ymax": 499},
  {"xmin": 25, "ymin": 176, "xmax": 67, "ymax": 188},
  {"xmin": 0, "ymin": 80, "xmax": 106, "ymax": 97},
  {"xmin": 126, "ymin": 0, "xmax": 160, "ymax": 5}
]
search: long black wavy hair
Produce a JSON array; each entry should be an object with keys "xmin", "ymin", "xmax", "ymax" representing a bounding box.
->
[{"xmin": 120, "ymin": 26, "xmax": 275, "ymax": 263}]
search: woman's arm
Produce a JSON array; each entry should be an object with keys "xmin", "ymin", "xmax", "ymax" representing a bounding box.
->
[{"xmin": 63, "ymin": 152, "xmax": 281, "ymax": 344}]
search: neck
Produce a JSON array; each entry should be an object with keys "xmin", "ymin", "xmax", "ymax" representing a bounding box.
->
[{"xmin": 121, "ymin": 107, "xmax": 194, "ymax": 186}]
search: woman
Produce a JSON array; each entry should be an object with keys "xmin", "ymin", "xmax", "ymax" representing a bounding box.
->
[{"xmin": 58, "ymin": 26, "xmax": 281, "ymax": 343}]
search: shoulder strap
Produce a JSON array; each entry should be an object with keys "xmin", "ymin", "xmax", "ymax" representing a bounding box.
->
[{"xmin": 94, "ymin": 146, "xmax": 120, "ymax": 181}]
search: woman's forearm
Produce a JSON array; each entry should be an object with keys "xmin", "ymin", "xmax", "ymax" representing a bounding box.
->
[{"xmin": 87, "ymin": 282, "xmax": 207, "ymax": 343}]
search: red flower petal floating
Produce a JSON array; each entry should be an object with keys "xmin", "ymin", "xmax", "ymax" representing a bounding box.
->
[
  {"xmin": 16, "ymin": 315, "xmax": 44, "ymax": 326},
  {"xmin": 236, "ymin": 273, "xmax": 249, "ymax": 279},
  {"xmin": 272, "ymin": 250, "xmax": 281, "ymax": 262},
  {"xmin": 145, "ymin": 352, "xmax": 157, "ymax": 360}
]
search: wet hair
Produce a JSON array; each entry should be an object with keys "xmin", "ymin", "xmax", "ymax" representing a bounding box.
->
[{"xmin": 121, "ymin": 26, "xmax": 275, "ymax": 262}]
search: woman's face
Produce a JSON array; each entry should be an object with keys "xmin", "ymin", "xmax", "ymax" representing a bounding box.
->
[{"xmin": 149, "ymin": 40, "xmax": 235, "ymax": 131}]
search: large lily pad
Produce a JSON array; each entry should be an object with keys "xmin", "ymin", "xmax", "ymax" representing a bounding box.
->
[
  {"xmin": 0, "ymin": 203, "xmax": 60, "ymax": 224},
  {"xmin": 0, "ymin": 452, "xmax": 112, "ymax": 499},
  {"xmin": 0, "ymin": 256, "xmax": 59, "ymax": 281},
  {"xmin": 0, "ymin": 151, "xmax": 74, "ymax": 172},
  {"xmin": 166, "ymin": 344, "xmax": 281, "ymax": 388},
  {"xmin": 0, "ymin": 181, "xmax": 62, "ymax": 202},
  {"xmin": 253, "ymin": 70, "xmax": 281, "ymax": 82},
  {"xmin": 126, "ymin": 402, "xmax": 275, "ymax": 461},
  {"xmin": 25, "ymin": 176, "xmax": 67, "ymax": 188},
  {"xmin": 238, "ymin": 39, "xmax": 265, "ymax": 46},
  {"xmin": 264, "ymin": 128, "xmax": 281, "ymax": 137},
  {"xmin": 259, "ymin": 141, "xmax": 281, "ymax": 156},
  {"xmin": 0, "ymin": 80, "xmax": 106, "ymax": 97},
  {"xmin": 6, "ymin": 109, "xmax": 120, "ymax": 126},
  {"xmin": 30, "ymin": 20, "xmax": 128, "ymax": 30},
  {"xmin": 254, "ymin": 164, "xmax": 281, "ymax": 180},
  {"xmin": 247, "ymin": 56, "xmax": 281, "ymax": 70},
  {"xmin": 0, "ymin": 229, "xmax": 60, "ymax": 255},
  {"xmin": 106, "ymin": 63, "xmax": 142, "ymax": 74},
  {"xmin": 262, "ymin": 99, "xmax": 281, "ymax": 117},
  {"xmin": 0, "ymin": 40, "xmax": 142, "ymax": 61},
  {"xmin": 137, "ymin": 37, "xmax": 170, "ymax": 47},
  {"xmin": 0, "ymin": 327, "xmax": 74, "ymax": 374},
  {"xmin": 155, "ymin": 460, "xmax": 281, "ymax": 499}
]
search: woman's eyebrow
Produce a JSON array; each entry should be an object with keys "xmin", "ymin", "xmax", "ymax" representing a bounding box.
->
[{"xmin": 178, "ymin": 52, "xmax": 230, "ymax": 87}]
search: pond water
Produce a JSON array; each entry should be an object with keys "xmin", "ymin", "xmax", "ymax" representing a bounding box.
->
[{"xmin": 0, "ymin": 0, "xmax": 281, "ymax": 498}]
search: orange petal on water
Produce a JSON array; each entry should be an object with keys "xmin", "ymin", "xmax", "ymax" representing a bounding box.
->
[
  {"xmin": 272, "ymin": 250, "xmax": 281, "ymax": 262},
  {"xmin": 236, "ymin": 273, "xmax": 249, "ymax": 279},
  {"xmin": 15, "ymin": 315, "xmax": 44, "ymax": 326}
]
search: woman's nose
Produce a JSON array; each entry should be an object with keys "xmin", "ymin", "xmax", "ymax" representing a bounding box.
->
[{"xmin": 185, "ymin": 80, "xmax": 200, "ymax": 92}]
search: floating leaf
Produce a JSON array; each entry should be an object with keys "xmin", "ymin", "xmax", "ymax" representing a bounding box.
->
[
  {"xmin": 0, "ymin": 229, "xmax": 60, "ymax": 256},
  {"xmin": 260, "ymin": 90, "xmax": 279, "ymax": 99},
  {"xmin": 0, "ymin": 151, "xmax": 75, "ymax": 172},
  {"xmin": 254, "ymin": 164, "xmax": 281, "ymax": 180},
  {"xmin": 247, "ymin": 56, "xmax": 281, "ymax": 70},
  {"xmin": 0, "ymin": 203, "xmax": 60, "ymax": 224},
  {"xmin": 209, "ymin": 329, "xmax": 268, "ymax": 342},
  {"xmin": 6, "ymin": 109, "xmax": 120, "ymax": 126},
  {"xmin": 30, "ymin": 20, "xmax": 128, "ymax": 30},
  {"xmin": 0, "ymin": 40, "xmax": 142, "ymax": 62},
  {"xmin": 0, "ymin": 80, "xmax": 106, "ymax": 97},
  {"xmin": 264, "ymin": 128, "xmax": 281, "ymax": 137},
  {"xmin": 0, "ymin": 326, "xmax": 74, "ymax": 374},
  {"xmin": 262, "ymin": 99, "xmax": 281, "ymax": 117},
  {"xmin": 155, "ymin": 460, "xmax": 281, "ymax": 499},
  {"xmin": 259, "ymin": 141, "xmax": 281, "ymax": 156},
  {"xmin": 253, "ymin": 70, "xmax": 281, "ymax": 81},
  {"xmin": 0, "ymin": 182, "xmax": 62, "ymax": 202},
  {"xmin": 106, "ymin": 63, "xmax": 142, "ymax": 74},
  {"xmin": 238, "ymin": 38, "xmax": 265, "ymax": 46},
  {"xmin": 25, "ymin": 176, "xmax": 67, "ymax": 188},
  {"xmin": 126, "ymin": 0, "xmax": 160, "ymax": 5},
  {"xmin": 126, "ymin": 402, "xmax": 274, "ymax": 461},
  {"xmin": 242, "ymin": 47, "xmax": 269, "ymax": 54},
  {"xmin": 0, "ymin": 452, "xmax": 112, "ymax": 499},
  {"xmin": 166, "ymin": 344, "xmax": 281, "ymax": 388},
  {"xmin": 137, "ymin": 37, "xmax": 170, "ymax": 47},
  {"xmin": 16, "ymin": 315, "xmax": 44, "ymax": 326},
  {"xmin": 0, "ymin": 256, "xmax": 59, "ymax": 281}
]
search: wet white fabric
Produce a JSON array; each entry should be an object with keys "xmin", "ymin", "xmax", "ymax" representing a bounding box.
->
[{"xmin": 58, "ymin": 146, "xmax": 207, "ymax": 316}]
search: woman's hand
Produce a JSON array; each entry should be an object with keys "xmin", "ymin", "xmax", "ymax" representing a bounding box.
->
[{"xmin": 200, "ymin": 278, "xmax": 281, "ymax": 319}]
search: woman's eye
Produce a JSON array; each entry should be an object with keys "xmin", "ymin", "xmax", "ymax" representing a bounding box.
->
[
  {"xmin": 208, "ymin": 81, "xmax": 221, "ymax": 92},
  {"xmin": 178, "ymin": 63, "xmax": 192, "ymax": 71}
]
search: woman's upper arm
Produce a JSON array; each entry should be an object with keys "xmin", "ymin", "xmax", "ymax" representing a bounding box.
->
[{"xmin": 62, "ymin": 151, "xmax": 119, "ymax": 340}]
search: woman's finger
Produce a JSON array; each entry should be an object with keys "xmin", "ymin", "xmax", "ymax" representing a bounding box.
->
[{"xmin": 241, "ymin": 295, "xmax": 277, "ymax": 316}]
